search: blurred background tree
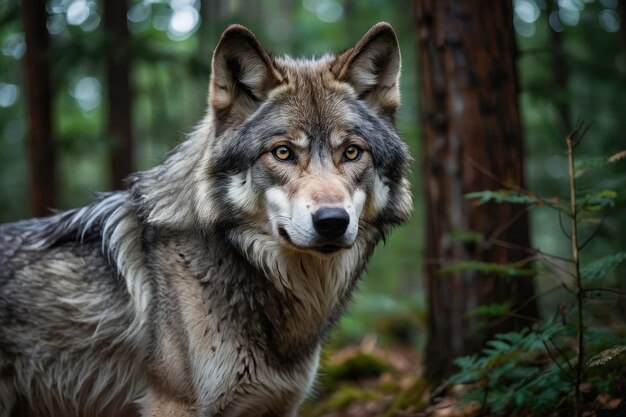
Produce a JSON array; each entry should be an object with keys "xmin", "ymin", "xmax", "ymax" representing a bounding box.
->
[
  {"xmin": 1, "ymin": 0, "xmax": 625, "ymax": 412},
  {"xmin": 20, "ymin": 0, "xmax": 56, "ymax": 216},
  {"xmin": 416, "ymin": 0, "xmax": 538, "ymax": 382}
]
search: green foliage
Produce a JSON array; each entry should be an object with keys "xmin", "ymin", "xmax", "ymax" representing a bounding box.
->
[
  {"xmin": 466, "ymin": 190, "xmax": 551, "ymax": 206},
  {"xmin": 581, "ymin": 252, "xmax": 626, "ymax": 285},
  {"xmin": 449, "ymin": 323, "xmax": 572, "ymax": 415},
  {"xmin": 383, "ymin": 378, "xmax": 428, "ymax": 417},
  {"xmin": 317, "ymin": 352, "xmax": 391, "ymax": 395},
  {"xmin": 575, "ymin": 157, "xmax": 610, "ymax": 176},
  {"xmin": 304, "ymin": 384, "xmax": 382, "ymax": 416},
  {"xmin": 579, "ymin": 189, "xmax": 618, "ymax": 212},
  {"xmin": 575, "ymin": 150, "xmax": 626, "ymax": 177},
  {"xmin": 449, "ymin": 127, "xmax": 625, "ymax": 416}
]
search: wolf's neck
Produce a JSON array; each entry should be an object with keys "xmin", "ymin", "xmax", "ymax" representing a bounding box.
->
[
  {"xmin": 132, "ymin": 120, "xmax": 215, "ymax": 230},
  {"xmin": 226, "ymin": 226, "xmax": 379, "ymax": 348}
]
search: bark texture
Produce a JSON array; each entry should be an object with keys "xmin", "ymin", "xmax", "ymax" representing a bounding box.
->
[
  {"xmin": 104, "ymin": 0, "xmax": 133, "ymax": 190},
  {"xmin": 415, "ymin": 0, "xmax": 538, "ymax": 382},
  {"xmin": 21, "ymin": 0, "xmax": 56, "ymax": 217}
]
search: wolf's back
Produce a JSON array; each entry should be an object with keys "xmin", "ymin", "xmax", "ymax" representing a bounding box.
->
[{"xmin": 0, "ymin": 194, "xmax": 146, "ymax": 417}]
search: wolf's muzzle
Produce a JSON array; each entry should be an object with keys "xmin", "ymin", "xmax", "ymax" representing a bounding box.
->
[{"xmin": 312, "ymin": 207, "xmax": 350, "ymax": 239}]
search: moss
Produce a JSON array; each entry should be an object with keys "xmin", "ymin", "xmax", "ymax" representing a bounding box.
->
[
  {"xmin": 382, "ymin": 377, "xmax": 428, "ymax": 416},
  {"xmin": 303, "ymin": 384, "xmax": 381, "ymax": 417},
  {"xmin": 328, "ymin": 352, "xmax": 391, "ymax": 381}
]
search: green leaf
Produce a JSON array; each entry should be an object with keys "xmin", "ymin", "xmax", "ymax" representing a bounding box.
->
[
  {"xmin": 576, "ymin": 150, "xmax": 626, "ymax": 176},
  {"xmin": 440, "ymin": 261, "xmax": 534, "ymax": 278},
  {"xmin": 579, "ymin": 189, "xmax": 617, "ymax": 211},
  {"xmin": 581, "ymin": 252, "xmax": 626, "ymax": 283},
  {"xmin": 466, "ymin": 190, "xmax": 543, "ymax": 205},
  {"xmin": 575, "ymin": 157, "xmax": 608, "ymax": 176}
]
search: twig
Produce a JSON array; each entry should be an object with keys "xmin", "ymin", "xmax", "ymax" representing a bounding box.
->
[
  {"xmin": 542, "ymin": 340, "xmax": 574, "ymax": 381},
  {"xmin": 582, "ymin": 287, "xmax": 626, "ymax": 296},
  {"xmin": 549, "ymin": 336, "xmax": 575, "ymax": 371},
  {"xmin": 578, "ymin": 217, "xmax": 606, "ymax": 252},
  {"xmin": 566, "ymin": 126, "xmax": 584, "ymax": 417},
  {"xmin": 488, "ymin": 205, "xmax": 533, "ymax": 244},
  {"xmin": 489, "ymin": 237, "xmax": 573, "ymax": 264},
  {"xmin": 468, "ymin": 158, "xmax": 529, "ymax": 194},
  {"xmin": 558, "ymin": 210, "xmax": 572, "ymax": 240},
  {"xmin": 488, "ymin": 284, "xmax": 565, "ymax": 329},
  {"xmin": 572, "ymin": 122, "xmax": 591, "ymax": 148}
]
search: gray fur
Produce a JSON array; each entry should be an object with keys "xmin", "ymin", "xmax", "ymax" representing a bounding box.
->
[{"xmin": 0, "ymin": 23, "xmax": 411, "ymax": 417}]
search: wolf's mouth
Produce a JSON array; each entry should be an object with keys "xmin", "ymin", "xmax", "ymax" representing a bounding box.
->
[
  {"xmin": 278, "ymin": 226, "xmax": 345, "ymax": 254},
  {"xmin": 314, "ymin": 244, "xmax": 342, "ymax": 254}
]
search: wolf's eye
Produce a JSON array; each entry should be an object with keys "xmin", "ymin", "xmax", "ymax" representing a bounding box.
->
[
  {"xmin": 272, "ymin": 145, "xmax": 294, "ymax": 161},
  {"xmin": 343, "ymin": 145, "xmax": 362, "ymax": 162}
]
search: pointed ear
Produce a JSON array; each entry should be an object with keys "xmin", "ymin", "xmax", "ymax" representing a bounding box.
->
[
  {"xmin": 332, "ymin": 22, "xmax": 401, "ymax": 123},
  {"xmin": 209, "ymin": 25, "xmax": 284, "ymax": 132}
]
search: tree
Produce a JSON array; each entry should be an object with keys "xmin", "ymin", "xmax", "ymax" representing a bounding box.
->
[
  {"xmin": 21, "ymin": 0, "xmax": 56, "ymax": 217},
  {"xmin": 104, "ymin": 0, "xmax": 133, "ymax": 190},
  {"xmin": 415, "ymin": 0, "xmax": 538, "ymax": 382}
]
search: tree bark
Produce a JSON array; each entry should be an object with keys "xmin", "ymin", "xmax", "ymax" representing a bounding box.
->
[
  {"xmin": 415, "ymin": 0, "xmax": 538, "ymax": 382},
  {"xmin": 21, "ymin": 0, "xmax": 56, "ymax": 217},
  {"xmin": 104, "ymin": 0, "xmax": 133, "ymax": 189}
]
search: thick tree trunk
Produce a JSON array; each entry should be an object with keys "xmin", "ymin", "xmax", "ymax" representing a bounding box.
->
[
  {"xmin": 104, "ymin": 0, "xmax": 133, "ymax": 189},
  {"xmin": 415, "ymin": 0, "xmax": 538, "ymax": 382},
  {"xmin": 21, "ymin": 0, "xmax": 56, "ymax": 217}
]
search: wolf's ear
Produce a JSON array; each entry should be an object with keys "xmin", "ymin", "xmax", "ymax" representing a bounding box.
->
[
  {"xmin": 332, "ymin": 22, "xmax": 401, "ymax": 123},
  {"xmin": 210, "ymin": 25, "xmax": 283, "ymax": 131}
]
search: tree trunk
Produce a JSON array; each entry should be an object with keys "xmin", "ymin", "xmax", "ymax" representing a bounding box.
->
[
  {"xmin": 21, "ymin": 0, "xmax": 56, "ymax": 217},
  {"xmin": 415, "ymin": 0, "xmax": 538, "ymax": 383},
  {"xmin": 104, "ymin": 0, "xmax": 133, "ymax": 189}
]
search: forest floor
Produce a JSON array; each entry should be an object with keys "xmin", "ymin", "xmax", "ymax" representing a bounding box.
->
[{"xmin": 301, "ymin": 341, "xmax": 626, "ymax": 417}]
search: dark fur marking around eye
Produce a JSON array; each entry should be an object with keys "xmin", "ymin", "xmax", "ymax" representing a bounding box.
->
[{"xmin": 347, "ymin": 101, "xmax": 408, "ymax": 182}]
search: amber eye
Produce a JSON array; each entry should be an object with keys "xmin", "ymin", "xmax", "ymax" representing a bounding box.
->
[
  {"xmin": 272, "ymin": 145, "xmax": 294, "ymax": 161},
  {"xmin": 343, "ymin": 145, "xmax": 362, "ymax": 162}
]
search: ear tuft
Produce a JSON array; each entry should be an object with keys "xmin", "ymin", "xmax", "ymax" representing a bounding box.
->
[
  {"xmin": 332, "ymin": 22, "xmax": 401, "ymax": 122},
  {"xmin": 210, "ymin": 25, "xmax": 283, "ymax": 130}
]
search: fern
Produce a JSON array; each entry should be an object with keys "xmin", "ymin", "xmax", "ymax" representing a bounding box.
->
[
  {"xmin": 466, "ymin": 190, "xmax": 556, "ymax": 206},
  {"xmin": 575, "ymin": 150, "xmax": 626, "ymax": 176},
  {"xmin": 578, "ymin": 189, "xmax": 617, "ymax": 211},
  {"xmin": 448, "ymin": 129, "xmax": 626, "ymax": 416},
  {"xmin": 448, "ymin": 323, "xmax": 571, "ymax": 415},
  {"xmin": 581, "ymin": 252, "xmax": 626, "ymax": 284}
]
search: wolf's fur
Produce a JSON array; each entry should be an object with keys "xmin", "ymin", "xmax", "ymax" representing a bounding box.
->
[{"xmin": 0, "ymin": 23, "xmax": 412, "ymax": 417}]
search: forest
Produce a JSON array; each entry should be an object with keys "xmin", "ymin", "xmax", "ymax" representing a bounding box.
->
[{"xmin": 1, "ymin": 0, "xmax": 626, "ymax": 416}]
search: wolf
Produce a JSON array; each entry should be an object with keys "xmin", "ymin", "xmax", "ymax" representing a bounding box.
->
[{"xmin": 0, "ymin": 22, "xmax": 411, "ymax": 417}]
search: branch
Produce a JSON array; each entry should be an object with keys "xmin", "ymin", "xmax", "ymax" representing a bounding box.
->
[
  {"xmin": 542, "ymin": 340, "xmax": 574, "ymax": 381},
  {"xmin": 566, "ymin": 124, "xmax": 584, "ymax": 417},
  {"xmin": 582, "ymin": 287, "xmax": 626, "ymax": 297}
]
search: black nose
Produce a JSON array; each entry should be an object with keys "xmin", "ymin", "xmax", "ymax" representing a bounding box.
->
[{"xmin": 312, "ymin": 208, "xmax": 350, "ymax": 240}]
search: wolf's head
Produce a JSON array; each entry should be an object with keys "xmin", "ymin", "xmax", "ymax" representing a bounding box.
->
[
  {"xmin": 139, "ymin": 23, "xmax": 411, "ymax": 261},
  {"xmin": 203, "ymin": 22, "xmax": 412, "ymax": 256}
]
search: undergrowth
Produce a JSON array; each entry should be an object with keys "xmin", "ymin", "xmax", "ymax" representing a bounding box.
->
[{"xmin": 448, "ymin": 124, "xmax": 626, "ymax": 416}]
